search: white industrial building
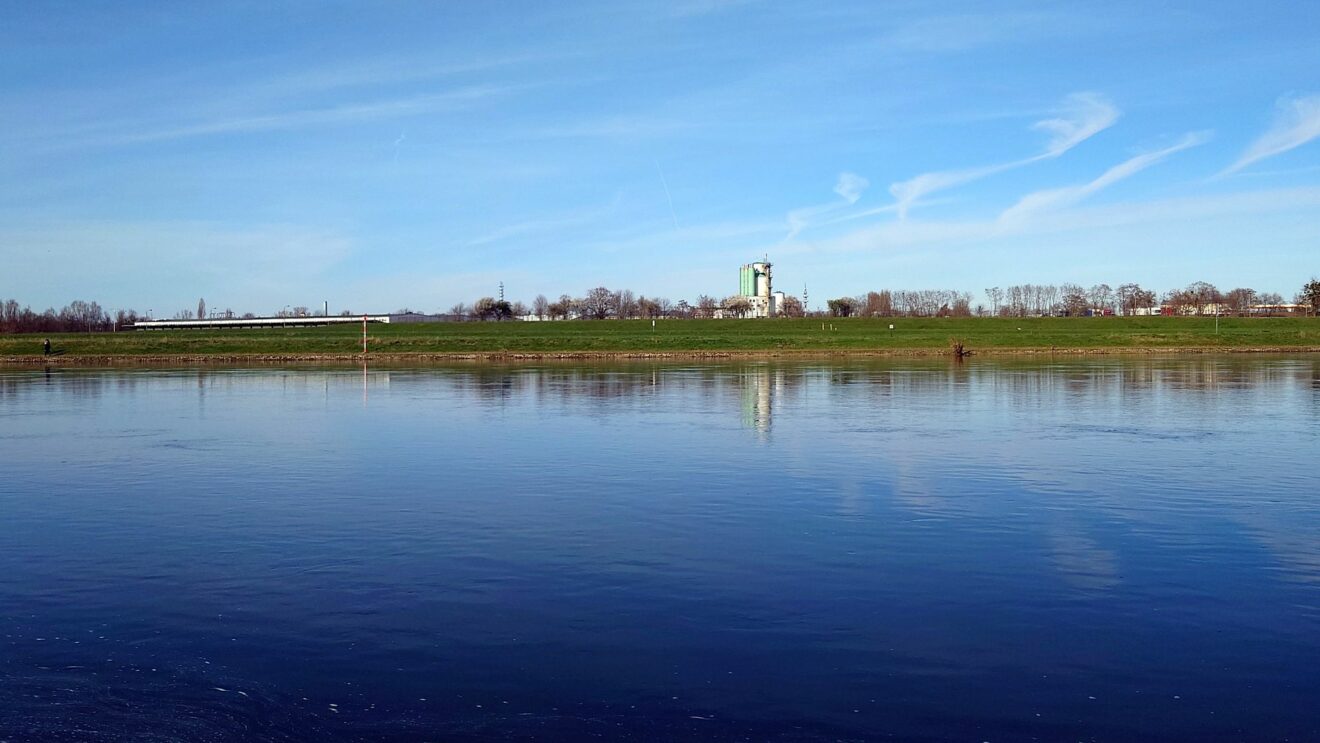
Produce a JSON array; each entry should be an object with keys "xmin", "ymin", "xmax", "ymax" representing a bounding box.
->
[{"xmin": 736, "ymin": 260, "xmax": 782, "ymax": 318}]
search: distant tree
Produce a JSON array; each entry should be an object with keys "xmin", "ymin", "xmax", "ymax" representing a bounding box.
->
[
  {"xmin": 510, "ymin": 301, "xmax": 528, "ymax": 318},
  {"xmin": 174, "ymin": 309, "xmax": 194, "ymax": 320},
  {"xmin": 985, "ymin": 287, "xmax": 1003, "ymax": 316},
  {"xmin": 615, "ymin": 289, "xmax": 638, "ymax": 319},
  {"xmin": 1116, "ymin": 283, "xmax": 1143, "ymax": 315},
  {"xmin": 1136, "ymin": 288, "xmax": 1157, "ymax": 313},
  {"xmin": 1088, "ymin": 284, "xmax": 1113, "ymax": 313},
  {"xmin": 674, "ymin": 299, "xmax": 693, "ymax": 319},
  {"xmin": 1301, "ymin": 278, "xmax": 1320, "ymax": 314},
  {"xmin": 533, "ymin": 294, "xmax": 549, "ymax": 320},
  {"xmin": 1060, "ymin": 284, "xmax": 1088, "ymax": 316},
  {"xmin": 695, "ymin": 295, "xmax": 717, "ymax": 319},
  {"xmin": 779, "ymin": 295, "xmax": 804, "ymax": 317},
  {"xmin": 826, "ymin": 297, "xmax": 857, "ymax": 317},
  {"xmin": 1184, "ymin": 281, "xmax": 1220, "ymax": 315},
  {"xmin": 473, "ymin": 297, "xmax": 497, "ymax": 320},
  {"xmin": 448, "ymin": 302, "xmax": 470, "ymax": 318},
  {"xmin": 1223, "ymin": 287, "xmax": 1258, "ymax": 314},
  {"xmin": 863, "ymin": 290, "xmax": 893, "ymax": 317},
  {"xmin": 582, "ymin": 287, "xmax": 615, "ymax": 320},
  {"xmin": 292, "ymin": 306, "xmax": 310, "ymax": 317},
  {"xmin": 473, "ymin": 298, "xmax": 513, "ymax": 320},
  {"xmin": 724, "ymin": 295, "xmax": 752, "ymax": 317},
  {"xmin": 546, "ymin": 295, "xmax": 572, "ymax": 320},
  {"xmin": 198, "ymin": 297, "xmax": 206, "ymax": 320},
  {"xmin": 637, "ymin": 296, "xmax": 661, "ymax": 319}
]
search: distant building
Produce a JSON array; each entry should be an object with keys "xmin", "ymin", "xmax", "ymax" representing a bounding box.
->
[{"xmin": 737, "ymin": 260, "xmax": 776, "ymax": 318}]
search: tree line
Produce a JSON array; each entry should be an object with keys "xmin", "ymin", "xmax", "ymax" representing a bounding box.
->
[
  {"xmin": 1, "ymin": 299, "xmax": 127, "ymax": 334},
  {"xmin": 826, "ymin": 280, "xmax": 1317, "ymax": 318},
  {"xmin": 450, "ymin": 287, "xmax": 808, "ymax": 321},
  {"xmin": 5, "ymin": 279, "xmax": 1317, "ymax": 333}
]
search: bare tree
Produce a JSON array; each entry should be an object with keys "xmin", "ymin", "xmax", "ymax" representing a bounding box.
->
[
  {"xmin": 723, "ymin": 295, "xmax": 752, "ymax": 317},
  {"xmin": 1184, "ymin": 281, "xmax": 1220, "ymax": 315},
  {"xmin": 1116, "ymin": 283, "xmax": 1143, "ymax": 315},
  {"xmin": 827, "ymin": 297, "xmax": 857, "ymax": 317},
  {"xmin": 779, "ymin": 295, "xmax": 804, "ymax": 317},
  {"xmin": 863, "ymin": 290, "xmax": 893, "ymax": 317},
  {"xmin": 198, "ymin": 297, "xmax": 206, "ymax": 320},
  {"xmin": 1088, "ymin": 284, "xmax": 1113, "ymax": 314},
  {"xmin": 533, "ymin": 294, "xmax": 549, "ymax": 320},
  {"xmin": 582, "ymin": 287, "xmax": 615, "ymax": 320},
  {"xmin": 637, "ymin": 296, "xmax": 660, "ymax": 319},
  {"xmin": 615, "ymin": 289, "xmax": 638, "ymax": 319},
  {"xmin": 1301, "ymin": 279, "xmax": 1320, "ymax": 314},
  {"xmin": 1060, "ymin": 284, "xmax": 1087, "ymax": 316},
  {"xmin": 473, "ymin": 297, "xmax": 497, "ymax": 320},
  {"xmin": 1223, "ymin": 287, "xmax": 1257, "ymax": 314}
]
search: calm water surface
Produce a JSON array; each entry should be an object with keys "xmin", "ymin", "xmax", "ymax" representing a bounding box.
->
[{"xmin": 2, "ymin": 357, "xmax": 1319, "ymax": 741}]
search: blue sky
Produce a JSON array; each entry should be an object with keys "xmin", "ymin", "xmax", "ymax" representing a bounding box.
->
[{"xmin": 4, "ymin": 0, "xmax": 1320, "ymax": 314}]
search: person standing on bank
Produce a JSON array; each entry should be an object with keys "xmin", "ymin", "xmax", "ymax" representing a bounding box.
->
[{"xmin": 43, "ymin": 338, "xmax": 51, "ymax": 356}]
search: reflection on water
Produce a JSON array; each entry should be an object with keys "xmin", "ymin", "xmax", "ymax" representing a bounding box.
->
[{"xmin": 1, "ymin": 356, "xmax": 1319, "ymax": 741}]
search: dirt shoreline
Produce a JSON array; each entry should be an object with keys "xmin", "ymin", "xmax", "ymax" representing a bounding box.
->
[{"xmin": 3, "ymin": 346, "xmax": 1320, "ymax": 366}]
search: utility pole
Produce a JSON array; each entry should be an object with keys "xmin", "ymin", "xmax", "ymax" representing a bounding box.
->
[
  {"xmin": 499, "ymin": 281, "xmax": 505, "ymax": 303},
  {"xmin": 803, "ymin": 284, "xmax": 809, "ymax": 315}
]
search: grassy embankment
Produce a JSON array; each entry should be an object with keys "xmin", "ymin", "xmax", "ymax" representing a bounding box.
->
[{"xmin": 2, "ymin": 317, "xmax": 1319, "ymax": 363}]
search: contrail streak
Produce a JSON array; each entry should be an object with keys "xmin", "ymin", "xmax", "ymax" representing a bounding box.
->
[{"xmin": 655, "ymin": 159, "xmax": 680, "ymax": 230}]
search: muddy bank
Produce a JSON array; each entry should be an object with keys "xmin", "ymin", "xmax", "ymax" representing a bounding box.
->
[{"xmin": 4, "ymin": 346, "xmax": 1320, "ymax": 367}]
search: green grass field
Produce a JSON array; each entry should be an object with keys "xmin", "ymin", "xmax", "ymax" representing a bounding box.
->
[{"xmin": 2, "ymin": 316, "xmax": 1319, "ymax": 360}]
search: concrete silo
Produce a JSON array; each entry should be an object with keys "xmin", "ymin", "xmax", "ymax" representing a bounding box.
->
[{"xmin": 739, "ymin": 260, "xmax": 775, "ymax": 318}]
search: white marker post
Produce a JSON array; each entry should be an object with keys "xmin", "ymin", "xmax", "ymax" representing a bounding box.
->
[{"xmin": 362, "ymin": 315, "xmax": 368, "ymax": 354}]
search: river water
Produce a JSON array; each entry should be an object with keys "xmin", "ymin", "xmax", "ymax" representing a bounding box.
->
[{"xmin": 2, "ymin": 358, "xmax": 1318, "ymax": 741}]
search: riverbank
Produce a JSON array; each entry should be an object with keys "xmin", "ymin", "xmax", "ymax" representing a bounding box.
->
[
  {"xmin": 2, "ymin": 317, "xmax": 1317, "ymax": 364},
  {"xmin": 6, "ymin": 346, "xmax": 1320, "ymax": 367}
]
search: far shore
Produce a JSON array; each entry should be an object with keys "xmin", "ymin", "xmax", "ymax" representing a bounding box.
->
[
  {"xmin": 3, "ymin": 317, "xmax": 1318, "ymax": 365},
  {"xmin": 5, "ymin": 345, "xmax": 1320, "ymax": 367}
]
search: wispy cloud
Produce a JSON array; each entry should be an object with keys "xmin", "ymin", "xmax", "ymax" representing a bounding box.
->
[
  {"xmin": 1222, "ymin": 94, "xmax": 1320, "ymax": 175},
  {"xmin": 998, "ymin": 131, "xmax": 1210, "ymax": 224},
  {"xmin": 784, "ymin": 172, "xmax": 869, "ymax": 239},
  {"xmin": 110, "ymin": 86, "xmax": 512, "ymax": 145},
  {"xmin": 774, "ymin": 184, "xmax": 1320, "ymax": 263},
  {"xmin": 889, "ymin": 92, "xmax": 1119, "ymax": 218},
  {"xmin": 466, "ymin": 198, "xmax": 620, "ymax": 247},
  {"xmin": 0, "ymin": 219, "xmax": 354, "ymax": 309},
  {"xmin": 832, "ymin": 172, "xmax": 869, "ymax": 203}
]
